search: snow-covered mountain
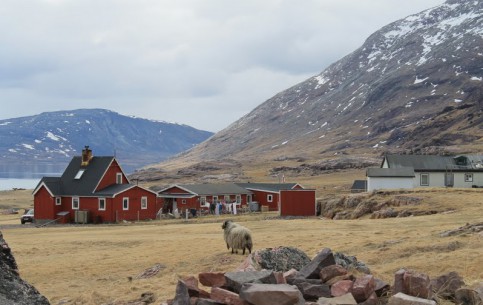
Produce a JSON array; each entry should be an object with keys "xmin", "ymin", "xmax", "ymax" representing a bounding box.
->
[
  {"xmin": 0, "ymin": 109, "xmax": 213, "ymax": 173},
  {"xmin": 161, "ymin": 0, "xmax": 482, "ymax": 168}
]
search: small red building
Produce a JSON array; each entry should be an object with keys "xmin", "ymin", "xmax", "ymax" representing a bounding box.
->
[
  {"xmin": 33, "ymin": 146, "xmax": 159, "ymax": 224},
  {"xmin": 236, "ymin": 183, "xmax": 316, "ymax": 216}
]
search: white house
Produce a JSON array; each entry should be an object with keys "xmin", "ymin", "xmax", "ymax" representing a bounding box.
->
[{"xmin": 366, "ymin": 154, "xmax": 483, "ymax": 191}]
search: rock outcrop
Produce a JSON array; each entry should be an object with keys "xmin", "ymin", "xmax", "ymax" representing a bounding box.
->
[{"xmin": 0, "ymin": 231, "xmax": 50, "ymax": 305}]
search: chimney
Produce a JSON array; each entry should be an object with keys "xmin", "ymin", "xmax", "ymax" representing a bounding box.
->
[{"xmin": 81, "ymin": 145, "xmax": 93, "ymax": 167}]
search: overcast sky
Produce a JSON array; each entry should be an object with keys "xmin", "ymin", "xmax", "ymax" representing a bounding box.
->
[{"xmin": 0, "ymin": 0, "xmax": 445, "ymax": 132}]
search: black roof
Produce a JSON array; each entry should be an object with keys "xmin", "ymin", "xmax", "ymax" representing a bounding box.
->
[
  {"xmin": 351, "ymin": 180, "xmax": 367, "ymax": 191},
  {"xmin": 34, "ymin": 156, "xmax": 126, "ymax": 197},
  {"xmin": 166, "ymin": 183, "xmax": 252, "ymax": 196}
]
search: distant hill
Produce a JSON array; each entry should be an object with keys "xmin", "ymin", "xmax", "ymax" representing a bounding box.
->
[
  {"xmin": 132, "ymin": 0, "xmax": 482, "ymax": 183},
  {"xmin": 0, "ymin": 109, "xmax": 213, "ymax": 174}
]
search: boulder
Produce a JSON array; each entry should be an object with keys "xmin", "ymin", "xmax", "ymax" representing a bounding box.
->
[
  {"xmin": 239, "ymin": 247, "xmax": 311, "ymax": 273},
  {"xmin": 351, "ymin": 275, "xmax": 375, "ymax": 303},
  {"xmin": 298, "ymin": 282, "xmax": 331, "ymax": 301},
  {"xmin": 454, "ymin": 283, "xmax": 483, "ymax": 305},
  {"xmin": 224, "ymin": 270, "xmax": 277, "ymax": 293},
  {"xmin": 387, "ymin": 292, "xmax": 436, "ymax": 305},
  {"xmin": 330, "ymin": 280, "xmax": 353, "ymax": 297},
  {"xmin": 199, "ymin": 272, "xmax": 226, "ymax": 288},
  {"xmin": 430, "ymin": 271, "xmax": 465, "ymax": 300},
  {"xmin": 394, "ymin": 269, "xmax": 432, "ymax": 299},
  {"xmin": 239, "ymin": 283, "xmax": 304, "ymax": 305},
  {"xmin": 319, "ymin": 265, "xmax": 348, "ymax": 283},
  {"xmin": 210, "ymin": 287, "xmax": 248, "ymax": 305},
  {"xmin": 298, "ymin": 248, "xmax": 336, "ymax": 279},
  {"xmin": 0, "ymin": 231, "xmax": 50, "ymax": 305},
  {"xmin": 172, "ymin": 280, "xmax": 190, "ymax": 305},
  {"xmin": 317, "ymin": 292, "xmax": 357, "ymax": 305},
  {"xmin": 333, "ymin": 252, "xmax": 370, "ymax": 274}
]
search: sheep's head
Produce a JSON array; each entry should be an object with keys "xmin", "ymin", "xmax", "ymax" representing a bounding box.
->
[{"xmin": 222, "ymin": 220, "xmax": 232, "ymax": 230}]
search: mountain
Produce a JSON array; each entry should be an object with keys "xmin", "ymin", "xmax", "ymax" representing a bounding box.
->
[
  {"xmin": 133, "ymin": 0, "xmax": 482, "ymax": 182},
  {"xmin": 0, "ymin": 109, "xmax": 213, "ymax": 174}
]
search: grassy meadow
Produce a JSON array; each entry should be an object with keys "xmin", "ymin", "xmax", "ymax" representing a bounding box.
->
[{"xmin": 0, "ymin": 175, "xmax": 482, "ymax": 304}]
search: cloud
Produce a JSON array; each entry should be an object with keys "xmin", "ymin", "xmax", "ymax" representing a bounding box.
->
[{"xmin": 0, "ymin": 0, "xmax": 444, "ymax": 131}]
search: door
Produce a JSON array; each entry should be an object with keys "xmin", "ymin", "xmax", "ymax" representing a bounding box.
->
[{"xmin": 445, "ymin": 173, "xmax": 454, "ymax": 187}]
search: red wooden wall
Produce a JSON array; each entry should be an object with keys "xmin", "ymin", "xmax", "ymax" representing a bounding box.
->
[{"xmin": 279, "ymin": 189, "xmax": 316, "ymax": 216}]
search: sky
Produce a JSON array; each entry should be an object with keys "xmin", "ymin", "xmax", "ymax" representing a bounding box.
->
[{"xmin": 0, "ymin": 0, "xmax": 445, "ymax": 132}]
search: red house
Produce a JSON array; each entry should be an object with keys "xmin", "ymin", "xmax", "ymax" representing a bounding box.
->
[
  {"xmin": 236, "ymin": 183, "xmax": 316, "ymax": 216},
  {"xmin": 33, "ymin": 146, "xmax": 159, "ymax": 224}
]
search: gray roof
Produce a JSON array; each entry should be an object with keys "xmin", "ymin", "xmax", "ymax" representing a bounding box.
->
[
  {"xmin": 367, "ymin": 167, "xmax": 415, "ymax": 177},
  {"xmin": 175, "ymin": 183, "xmax": 253, "ymax": 196},
  {"xmin": 351, "ymin": 180, "xmax": 367, "ymax": 191},
  {"xmin": 34, "ymin": 156, "xmax": 131, "ymax": 197},
  {"xmin": 236, "ymin": 183, "xmax": 300, "ymax": 192},
  {"xmin": 384, "ymin": 154, "xmax": 483, "ymax": 171}
]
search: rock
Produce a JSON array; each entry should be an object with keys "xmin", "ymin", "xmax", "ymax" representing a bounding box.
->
[
  {"xmin": 430, "ymin": 271, "xmax": 465, "ymax": 300},
  {"xmin": 351, "ymin": 275, "xmax": 375, "ymax": 303},
  {"xmin": 374, "ymin": 278, "xmax": 390, "ymax": 297},
  {"xmin": 199, "ymin": 272, "xmax": 226, "ymax": 288},
  {"xmin": 298, "ymin": 282, "xmax": 331, "ymax": 301},
  {"xmin": 239, "ymin": 283, "xmax": 304, "ymax": 305},
  {"xmin": 241, "ymin": 247, "xmax": 312, "ymax": 273},
  {"xmin": 183, "ymin": 276, "xmax": 200, "ymax": 297},
  {"xmin": 358, "ymin": 292, "xmax": 378, "ymax": 305},
  {"xmin": 325, "ymin": 274, "xmax": 354, "ymax": 286},
  {"xmin": 172, "ymin": 280, "xmax": 190, "ymax": 305},
  {"xmin": 224, "ymin": 270, "xmax": 277, "ymax": 293},
  {"xmin": 298, "ymin": 248, "xmax": 336, "ymax": 279},
  {"xmin": 210, "ymin": 287, "xmax": 249, "ymax": 305},
  {"xmin": 195, "ymin": 298, "xmax": 224, "ymax": 305},
  {"xmin": 0, "ymin": 231, "xmax": 50, "ymax": 305},
  {"xmin": 333, "ymin": 252, "xmax": 370, "ymax": 274},
  {"xmin": 319, "ymin": 265, "xmax": 348, "ymax": 283},
  {"xmin": 402, "ymin": 270, "xmax": 432, "ymax": 299},
  {"xmin": 317, "ymin": 292, "xmax": 357, "ymax": 305},
  {"xmin": 393, "ymin": 269, "xmax": 432, "ymax": 299},
  {"xmin": 455, "ymin": 283, "xmax": 483, "ymax": 305},
  {"xmin": 330, "ymin": 280, "xmax": 353, "ymax": 297},
  {"xmin": 387, "ymin": 292, "xmax": 436, "ymax": 305}
]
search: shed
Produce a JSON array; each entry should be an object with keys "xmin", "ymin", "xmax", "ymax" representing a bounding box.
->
[{"xmin": 366, "ymin": 167, "xmax": 415, "ymax": 191}]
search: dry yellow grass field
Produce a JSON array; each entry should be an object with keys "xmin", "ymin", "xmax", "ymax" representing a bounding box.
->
[{"xmin": 0, "ymin": 181, "xmax": 482, "ymax": 304}]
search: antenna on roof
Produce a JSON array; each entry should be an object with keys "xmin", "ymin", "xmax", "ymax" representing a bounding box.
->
[{"xmin": 113, "ymin": 148, "xmax": 116, "ymax": 157}]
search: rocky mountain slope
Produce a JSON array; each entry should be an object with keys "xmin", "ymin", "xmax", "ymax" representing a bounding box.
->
[
  {"xmin": 137, "ymin": 0, "xmax": 482, "ymax": 182},
  {"xmin": 0, "ymin": 109, "xmax": 213, "ymax": 173}
]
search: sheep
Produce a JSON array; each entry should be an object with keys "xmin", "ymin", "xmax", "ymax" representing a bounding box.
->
[{"xmin": 221, "ymin": 220, "xmax": 253, "ymax": 255}]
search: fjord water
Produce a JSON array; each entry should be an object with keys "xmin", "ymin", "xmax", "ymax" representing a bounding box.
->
[{"xmin": 0, "ymin": 162, "xmax": 64, "ymax": 191}]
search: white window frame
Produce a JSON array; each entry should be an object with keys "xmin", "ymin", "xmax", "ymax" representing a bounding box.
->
[
  {"xmin": 267, "ymin": 194, "xmax": 273, "ymax": 202},
  {"xmin": 116, "ymin": 173, "xmax": 123, "ymax": 184},
  {"xmin": 72, "ymin": 197, "xmax": 80, "ymax": 210},
  {"xmin": 141, "ymin": 196, "xmax": 148, "ymax": 209},
  {"xmin": 236, "ymin": 195, "xmax": 241, "ymax": 204},
  {"xmin": 98, "ymin": 198, "xmax": 106, "ymax": 211},
  {"xmin": 123, "ymin": 197, "xmax": 129, "ymax": 210},
  {"xmin": 200, "ymin": 196, "xmax": 206, "ymax": 207},
  {"xmin": 224, "ymin": 195, "xmax": 230, "ymax": 202},
  {"xmin": 55, "ymin": 197, "xmax": 61, "ymax": 206},
  {"xmin": 420, "ymin": 173, "xmax": 429, "ymax": 186},
  {"xmin": 181, "ymin": 199, "xmax": 187, "ymax": 204},
  {"xmin": 464, "ymin": 173, "xmax": 473, "ymax": 182}
]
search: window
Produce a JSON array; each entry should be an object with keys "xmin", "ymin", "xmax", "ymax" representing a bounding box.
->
[
  {"xmin": 181, "ymin": 199, "xmax": 187, "ymax": 204},
  {"xmin": 464, "ymin": 173, "xmax": 473, "ymax": 182},
  {"xmin": 99, "ymin": 198, "xmax": 106, "ymax": 211},
  {"xmin": 74, "ymin": 169, "xmax": 85, "ymax": 179},
  {"xmin": 141, "ymin": 196, "xmax": 148, "ymax": 209},
  {"xmin": 123, "ymin": 197, "xmax": 129, "ymax": 210},
  {"xmin": 72, "ymin": 197, "xmax": 79, "ymax": 210},
  {"xmin": 116, "ymin": 173, "xmax": 123, "ymax": 184},
  {"xmin": 200, "ymin": 196, "xmax": 206, "ymax": 207},
  {"xmin": 55, "ymin": 197, "xmax": 61, "ymax": 206},
  {"xmin": 267, "ymin": 194, "xmax": 273, "ymax": 202},
  {"xmin": 236, "ymin": 195, "xmax": 241, "ymax": 204},
  {"xmin": 213, "ymin": 195, "xmax": 218, "ymax": 203},
  {"xmin": 420, "ymin": 173, "xmax": 429, "ymax": 186}
]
